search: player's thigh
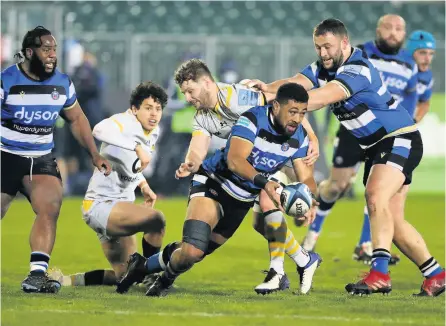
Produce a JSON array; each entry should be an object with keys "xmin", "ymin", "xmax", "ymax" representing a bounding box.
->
[
  {"xmin": 107, "ymin": 202, "xmax": 165, "ymax": 236},
  {"xmin": 364, "ymin": 131, "xmax": 423, "ymax": 203},
  {"xmin": 1, "ymin": 193, "xmax": 16, "ymax": 219},
  {"xmin": 101, "ymin": 235, "xmax": 137, "ymax": 278},
  {"xmin": 389, "ymin": 185, "xmax": 409, "ymax": 223},
  {"xmin": 332, "ymin": 125, "xmax": 364, "ymax": 172},
  {"xmin": 186, "ymin": 197, "xmax": 220, "ymax": 228},
  {"xmin": 1, "ymin": 151, "xmax": 29, "ymax": 216},
  {"xmin": 22, "ymin": 174, "xmax": 63, "ymax": 219}
]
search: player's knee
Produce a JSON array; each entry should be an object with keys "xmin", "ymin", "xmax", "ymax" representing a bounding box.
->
[
  {"xmin": 182, "ymin": 219, "xmax": 211, "ymax": 261},
  {"xmin": 319, "ymin": 179, "xmax": 347, "ymax": 201},
  {"xmin": 364, "ymin": 189, "xmax": 387, "ymax": 211},
  {"xmin": 144, "ymin": 209, "xmax": 166, "ymax": 233}
]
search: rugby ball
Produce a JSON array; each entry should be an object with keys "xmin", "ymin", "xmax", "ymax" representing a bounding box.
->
[{"xmin": 280, "ymin": 182, "xmax": 313, "ymax": 217}]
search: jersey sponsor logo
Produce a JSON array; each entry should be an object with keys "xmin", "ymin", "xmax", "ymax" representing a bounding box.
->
[
  {"xmin": 251, "ymin": 149, "xmax": 282, "ymax": 169},
  {"xmin": 120, "ymin": 174, "xmax": 139, "ymax": 182},
  {"xmin": 382, "ymin": 75, "xmax": 407, "ymax": 90},
  {"xmin": 14, "ymin": 107, "xmax": 60, "ymax": 124},
  {"xmin": 238, "ymin": 89, "xmax": 259, "ymax": 106},
  {"xmin": 236, "ymin": 116, "xmax": 251, "ymax": 128}
]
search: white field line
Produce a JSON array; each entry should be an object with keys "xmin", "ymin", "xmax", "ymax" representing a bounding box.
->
[{"xmin": 3, "ymin": 309, "xmax": 443, "ymax": 325}]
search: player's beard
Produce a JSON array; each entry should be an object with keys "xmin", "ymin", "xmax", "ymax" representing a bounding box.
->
[
  {"xmin": 29, "ymin": 52, "xmax": 56, "ymax": 80},
  {"xmin": 375, "ymin": 37, "xmax": 403, "ymax": 55},
  {"xmin": 196, "ymin": 88, "xmax": 213, "ymax": 110},
  {"xmin": 318, "ymin": 50, "xmax": 344, "ymax": 71}
]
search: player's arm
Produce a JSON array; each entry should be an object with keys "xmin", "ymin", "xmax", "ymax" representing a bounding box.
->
[
  {"xmin": 175, "ymin": 117, "xmax": 212, "ymax": 178},
  {"xmin": 138, "ymin": 178, "xmax": 157, "ymax": 207},
  {"xmin": 414, "ymin": 100, "xmax": 430, "ymax": 123},
  {"xmin": 300, "ymin": 117, "xmax": 319, "ymax": 166},
  {"xmin": 226, "ymin": 137, "xmax": 283, "ymax": 210},
  {"xmin": 306, "ymin": 82, "xmax": 348, "ymax": 111},
  {"xmin": 62, "ymin": 102, "xmax": 112, "ymax": 175},
  {"xmin": 292, "ymin": 158, "xmax": 317, "ymax": 196},
  {"xmin": 414, "ymin": 79, "xmax": 434, "ymax": 123},
  {"xmin": 92, "ymin": 117, "xmax": 151, "ymax": 172},
  {"xmin": 242, "ymin": 73, "xmax": 314, "ymax": 99}
]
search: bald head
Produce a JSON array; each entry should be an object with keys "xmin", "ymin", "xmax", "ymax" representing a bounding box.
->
[{"xmin": 376, "ymin": 14, "xmax": 406, "ymax": 54}]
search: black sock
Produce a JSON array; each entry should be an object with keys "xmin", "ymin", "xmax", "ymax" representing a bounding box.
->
[
  {"xmin": 142, "ymin": 237, "xmax": 161, "ymax": 258},
  {"xmin": 84, "ymin": 270, "xmax": 105, "ymax": 286},
  {"xmin": 317, "ymin": 195, "xmax": 336, "ymax": 211}
]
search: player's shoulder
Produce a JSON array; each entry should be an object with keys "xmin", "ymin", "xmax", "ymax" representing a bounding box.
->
[
  {"xmin": 52, "ymin": 69, "xmax": 73, "ymax": 84},
  {"xmin": 398, "ymin": 49, "xmax": 417, "ymax": 68},
  {"xmin": 1, "ymin": 64, "xmax": 20, "ymax": 86}
]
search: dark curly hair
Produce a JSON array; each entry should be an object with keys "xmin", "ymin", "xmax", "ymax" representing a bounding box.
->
[
  {"xmin": 276, "ymin": 83, "xmax": 309, "ymax": 105},
  {"xmin": 130, "ymin": 81, "xmax": 168, "ymax": 109},
  {"xmin": 174, "ymin": 58, "xmax": 214, "ymax": 86}
]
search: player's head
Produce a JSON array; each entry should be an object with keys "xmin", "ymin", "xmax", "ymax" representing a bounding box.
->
[
  {"xmin": 130, "ymin": 81, "xmax": 168, "ymax": 131},
  {"xmin": 313, "ymin": 18, "xmax": 350, "ymax": 70},
  {"xmin": 272, "ymin": 83, "xmax": 308, "ymax": 137},
  {"xmin": 174, "ymin": 58, "xmax": 216, "ymax": 110},
  {"xmin": 19, "ymin": 26, "xmax": 57, "ymax": 79},
  {"xmin": 376, "ymin": 14, "xmax": 406, "ymax": 54},
  {"xmin": 406, "ymin": 30, "xmax": 436, "ymax": 72}
]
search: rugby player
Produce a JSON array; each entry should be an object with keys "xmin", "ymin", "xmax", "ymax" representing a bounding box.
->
[
  {"xmin": 406, "ymin": 30, "xmax": 436, "ymax": 123},
  {"xmin": 117, "ymin": 83, "xmax": 321, "ymax": 296},
  {"xmin": 243, "ymin": 18, "xmax": 445, "ymax": 296},
  {"xmin": 173, "ymin": 59, "xmax": 321, "ymax": 294},
  {"xmin": 49, "ymin": 82, "xmax": 167, "ymax": 286},
  {"xmin": 300, "ymin": 15, "xmax": 419, "ymax": 264},
  {"xmin": 1, "ymin": 26, "xmax": 111, "ymax": 293}
]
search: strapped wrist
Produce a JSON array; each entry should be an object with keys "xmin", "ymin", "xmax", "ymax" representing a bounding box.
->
[{"xmin": 253, "ymin": 173, "xmax": 268, "ymax": 189}]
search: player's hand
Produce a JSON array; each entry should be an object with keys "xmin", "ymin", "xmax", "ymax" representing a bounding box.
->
[
  {"xmin": 92, "ymin": 153, "xmax": 112, "ymax": 176},
  {"xmin": 303, "ymin": 136, "xmax": 320, "ymax": 166},
  {"xmin": 294, "ymin": 197, "xmax": 319, "ymax": 226},
  {"xmin": 264, "ymin": 181, "xmax": 285, "ymax": 212},
  {"xmin": 141, "ymin": 184, "xmax": 157, "ymax": 208},
  {"xmin": 239, "ymin": 79, "xmax": 268, "ymax": 92},
  {"xmin": 175, "ymin": 161, "xmax": 198, "ymax": 179},
  {"xmin": 135, "ymin": 144, "xmax": 151, "ymax": 172}
]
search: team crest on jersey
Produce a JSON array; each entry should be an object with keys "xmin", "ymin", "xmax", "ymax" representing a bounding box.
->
[
  {"xmin": 51, "ymin": 90, "xmax": 60, "ymax": 100},
  {"xmin": 281, "ymin": 142, "xmax": 290, "ymax": 152}
]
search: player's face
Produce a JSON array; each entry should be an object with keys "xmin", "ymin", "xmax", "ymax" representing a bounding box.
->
[
  {"xmin": 376, "ymin": 17, "xmax": 406, "ymax": 53},
  {"xmin": 132, "ymin": 96, "xmax": 163, "ymax": 131},
  {"xmin": 29, "ymin": 35, "xmax": 58, "ymax": 79},
  {"xmin": 314, "ymin": 32, "xmax": 347, "ymax": 70},
  {"xmin": 180, "ymin": 76, "xmax": 214, "ymax": 110},
  {"xmin": 413, "ymin": 48, "xmax": 435, "ymax": 72},
  {"xmin": 273, "ymin": 99, "xmax": 307, "ymax": 136}
]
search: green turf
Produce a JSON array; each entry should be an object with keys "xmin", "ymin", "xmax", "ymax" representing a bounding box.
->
[{"xmin": 2, "ymin": 196, "xmax": 445, "ymax": 325}]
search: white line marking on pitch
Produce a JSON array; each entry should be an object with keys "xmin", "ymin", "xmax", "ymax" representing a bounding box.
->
[{"xmin": 6, "ymin": 309, "xmax": 442, "ymax": 325}]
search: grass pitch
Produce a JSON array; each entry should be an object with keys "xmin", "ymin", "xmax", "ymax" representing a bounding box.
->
[{"xmin": 1, "ymin": 195, "xmax": 444, "ymax": 326}]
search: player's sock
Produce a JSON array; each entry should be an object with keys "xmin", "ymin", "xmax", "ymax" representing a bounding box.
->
[
  {"xmin": 84, "ymin": 270, "xmax": 105, "ymax": 285},
  {"xmin": 30, "ymin": 251, "xmax": 50, "ymax": 273},
  {"xmin": 419, "ymin": 257, "xmax": 443, "ymax": 279},
  {"xmin": 308, "ymin": 194, "xmax": 335, "ymax": 233},
  {"xmin": 358, "ymin": 206, "xmax": 371, "ymax": 245},
  {"xmin": 145, "ymin": 242, "xmax": 179, "ymax": 274},
  {"xmin": 371, "ymin": 249, "xmax": 391, "ymax": 274},
  {"xmin": 286, "ymin": 231, "xmax": 310, "ymax": 267},
  {"xmin": 265, "ymin": 209, "xmax": 286, "ymax": 275},
  {"xmin": 142, "ymin": 237, "xmax": 161, "ymax": 258}
]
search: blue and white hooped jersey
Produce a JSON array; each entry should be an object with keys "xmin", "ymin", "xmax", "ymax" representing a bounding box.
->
[
  {"xmin": 202, "ymin": 105, "xmax": 309, "ymax": 202},
  {"xmin": 360, "ymin": 42, "xmax": 418, "ymax": 116},
  {"xmin": 1, "ymin": 64, "xmax": 77, "ymax": 156},
  {"xmin": 416, "ymin": 69, "xmax": 434, "ymax": 103},
  {"xmin": 300, "ymin": 47, "xmax": 416, "ymax": 149}
]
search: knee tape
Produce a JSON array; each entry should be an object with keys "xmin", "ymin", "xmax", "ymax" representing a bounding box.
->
[{"xmin": 182, "ymin": 220, "xmax": 211, "ymax": 252}]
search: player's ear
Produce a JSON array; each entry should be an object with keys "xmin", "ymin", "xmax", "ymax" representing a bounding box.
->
[
  {"xmin": 26, "ymin": 48, "xmax": 33, "ymax": 59},
  {"xmin": 272, "ymin": 100, "xmax": 280, "ymax": 115},
  {"xmin": 131, "ymin": 105, "xmax": 138, "ymax": 115}
]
